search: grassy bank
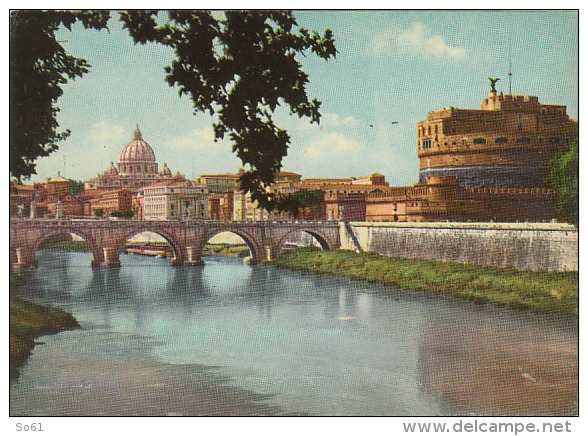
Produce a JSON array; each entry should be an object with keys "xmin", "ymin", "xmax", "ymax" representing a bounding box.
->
[
  {"xmin": 10, "ymin": 296, "xmax": 80, "ymax": 380},
  {"xmin": 40, "ymin": 240, "xmax": 91, "ymax": 252},
  {"xmin": 203, "ymin": 244, "xmax": 250, "ymax": 258},
  {"xmin": 274, "ymin": 248, "xmax": 578, "ymax": 316}
]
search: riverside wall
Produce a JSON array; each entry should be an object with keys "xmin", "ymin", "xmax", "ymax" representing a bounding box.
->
[{"xmin": 339, "ymin": 222, "xmax": 578, "ymax": 272}]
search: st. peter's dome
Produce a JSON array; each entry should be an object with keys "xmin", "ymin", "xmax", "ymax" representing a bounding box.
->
[
  {"xmin": 118, "ymin": 126, "xmax": 158, "ymax": 175},
  {"xmin": 84, "ymin": 125, "xmax": 176, "ymax": 190}
]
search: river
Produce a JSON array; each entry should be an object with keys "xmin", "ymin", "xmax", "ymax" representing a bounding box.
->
[{"xmin": 10, "ymin": 250, "xmax": 578, "ymax": 416}]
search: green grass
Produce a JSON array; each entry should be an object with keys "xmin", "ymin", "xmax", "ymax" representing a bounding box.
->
[
  {"xmin": 9, "ymin": 296, "xmax": 80, "ymax": 380},
  {"xmin": 274, "ymin": 248, "xmax": 578, "ymax": 317},
  {"xmin": 203, "ymin": 244, "xmax": 251, "ymax": 258},
  {"xmin": 39, "ymin": 240, "xmax": 92, "ymax": 252}
]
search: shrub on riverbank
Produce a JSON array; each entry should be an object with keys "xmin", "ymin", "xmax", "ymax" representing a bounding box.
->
[
  {"xmin": 9, "ymin": 296, "xmax": 80, "ymax": 380},
  {"xmin": 274, "ymin": 248, "xmax": 578, "ymax": 316}
]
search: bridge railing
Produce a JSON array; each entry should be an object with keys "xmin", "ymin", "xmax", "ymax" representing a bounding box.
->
[{"xmin": 10, "ymin": 217, "xmax": 339, "ymax": 226}]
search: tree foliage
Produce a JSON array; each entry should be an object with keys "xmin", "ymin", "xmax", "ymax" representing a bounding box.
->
[
  {"xmin": 10, "ymin": 10, "xmax": 335, "ymax": 210},
  {"xmin": 9, "ymin": 10, "xmax": 110, "ymax": 181},
  {"xmin": 68, "ymin": 179, "xmax": 85, "ymax": 195},
  {"xmin": 287, "ymin": 188, "xmax": 325, "ymax": 218},
  {"xmin": 110, "ymin": 209, "xmax": 134, "ymax": 218},
  {"xmin": 291, "ymin": 188, "xmax": 324, "ymax": 207},
  {"xmin": 548, "ymin": 140, "xmax": 578, "ymax": 227},
  {"xmin": 119, "ymin": 11, "xmax": 336, "ymax": 210}
]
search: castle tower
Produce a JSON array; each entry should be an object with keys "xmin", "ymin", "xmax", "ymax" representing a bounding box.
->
[{"xmin": 416, "ymin": 85, "xmax": 578, "ymax": 189}]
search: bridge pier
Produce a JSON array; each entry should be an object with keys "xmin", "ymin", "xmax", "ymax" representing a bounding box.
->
[
  {"xmin": 184, "ymin": 246, "xmax": 204, "ymax": 266},
  {"xmin": 101, "ymin": 247, "xmax": 121, "ymax": 268},
  {"xmin": 265, "ymin": 245, "xmax": 276, "ymax": 262},
  {"xmin": 12, "ymin": 247, "xmax": 36, "ymax": 269}
]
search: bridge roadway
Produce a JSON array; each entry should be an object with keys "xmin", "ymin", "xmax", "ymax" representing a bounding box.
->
[{"xmin": 9, "ymin": 218, "xmax": 341, "ymax": 268}]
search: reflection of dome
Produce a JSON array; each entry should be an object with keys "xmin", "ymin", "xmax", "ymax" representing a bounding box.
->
[{"xmin": 118, "ymin": 126, "xmax": 158, "ymax": 175}]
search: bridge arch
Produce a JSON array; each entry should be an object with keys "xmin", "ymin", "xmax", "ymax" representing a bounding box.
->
[
  {"xmin": 274, "ymin": 228, "xmax": 333, "ymax": 258},
  {"xmin": 114, "ymin": 227, "xmax": 186, "ymax": 266},
  {"xmin": 31, "ymin": 229, "xmax": 103, "ymax": 267},
  {"xmin": 196, "ymin": 227, "xmax": 261, "ymax": 263}
]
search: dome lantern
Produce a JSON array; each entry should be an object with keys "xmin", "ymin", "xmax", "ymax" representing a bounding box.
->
[{"xmin": 133, "ymin": 125, "xmax": 142, "ymax": 140}]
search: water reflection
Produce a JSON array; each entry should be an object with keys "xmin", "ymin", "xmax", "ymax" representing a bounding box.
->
[
  {"xmin": 418, "ymin": 300, "xmax": 578, "ymax": 416},
  {"xmin": 242, "ymin": 267, "xmax": 281, "ymax": 321},
  {"xmin": 11, "ymin": 250, "xmax": 578, "ymax": 416}
]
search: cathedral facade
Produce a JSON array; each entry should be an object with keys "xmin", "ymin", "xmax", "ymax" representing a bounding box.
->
[{"xmin": 84, "ymin": 126, "xmax": 177, "ymax": 191}]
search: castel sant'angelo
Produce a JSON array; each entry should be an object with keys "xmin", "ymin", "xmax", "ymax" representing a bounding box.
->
[{"xmin": 367, "ymin": 79, "xmax": 578, "ymax": 223}]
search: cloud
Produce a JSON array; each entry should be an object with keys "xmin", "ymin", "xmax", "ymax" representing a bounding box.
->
[
  {"xmin": 288, "ymin": 112, "xmax": 359, "ymax": 133},
  {"xmin": 321, "ymin": 113, "xmax": 359, "ymax": 128},
  {"xmin": 398, "ymin": 23, "xmax": 465, "ymax": 60},
  {"xmin": 87, "ymin": 121, "xmax": 126, "ymax": 145},
  {"xmin": 161, "ymin": 127, "xmax": 241, "ymax": 175},
  {"xmin": 165, "ymin": 127, "xmax": 217, "ymax": 150},
  {"xmin": 397, "ymin": 22, "xmax": 465, "ymax": 60},
  {"xmin": 371, "ymin": 29, "xmax": 397, "ymax": 56},
  {"xmin": 302, "ymin": 132, "xmax": 362, "ymax": 159}
]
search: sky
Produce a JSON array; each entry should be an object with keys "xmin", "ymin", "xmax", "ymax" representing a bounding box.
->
[{"xmin": 22, "ymin": 9, "xmax": 579, "ymax": 187}]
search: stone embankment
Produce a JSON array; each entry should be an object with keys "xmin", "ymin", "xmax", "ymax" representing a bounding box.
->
[{"xmin": 339, "ymin": 222, "xmax": 577, "ymax": 272}]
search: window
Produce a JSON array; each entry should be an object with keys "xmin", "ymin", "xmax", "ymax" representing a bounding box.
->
[
  {"xmin": 516, "ymin": 137, "xmax": 531, "ymax": 143},
  {"xmin": 494, "ymin": 137, "xmax": 508, "ymax": 144},
  {"xmin": 473, "ymin": 137, "xmax": 486, "ymax": 145},
  {"xmin": 422, "ymin": 139, "xmax": 432, "ymax": 150}
]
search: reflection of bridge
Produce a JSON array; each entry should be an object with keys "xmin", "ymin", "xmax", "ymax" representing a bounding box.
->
[{"xmin": 9, "ymin": 218, "xmax": 340, "ymax": 268}]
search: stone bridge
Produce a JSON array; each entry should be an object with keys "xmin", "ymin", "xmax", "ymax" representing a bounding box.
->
[{"xmin": 9, "ymin": 218, "xmax": 341, "ymax": 268}]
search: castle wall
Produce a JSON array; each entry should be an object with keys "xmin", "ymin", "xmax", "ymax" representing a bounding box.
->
[{"xmin": 339, "ymin": 222, "xmax": 577, "ymax": 272}]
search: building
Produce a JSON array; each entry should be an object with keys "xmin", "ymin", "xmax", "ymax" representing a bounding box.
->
[
  {"xmin": 84, "ymin": 126, "xmax": 176, "ymax": 190},
  {"xmin": 300, "ymin": 177, "xmax": 354, "ymax": 188},
  {"xmin": 10, "ymin": 173, "xmax": 82, "ymax": 218},
  {"xmin": 48, "ymin": 193, "xmax": 84, "ymax": 217},
  {"xmin": 197, "ymin": 172, "xmax": 239, "ymax": 220},
  {"xmin": 197, "ymin": 173, "xmax": 240, "ymax": 194},
  {"xmin": 206, "ymin": 192, "xmax": 234, "ymax": 221},
  {"xmin": 141, "ymin": 179, "xmax": 208, "ymax": 221},
  {"xmin": 44, "ymin": 172, "xmax": 70, "ymax": 202},
  {"xmin": 325, "ymin": 192, "xmax": 366, "ymax": 221},
  {"xmin": 273, "ymin": 171, "xmax": 302, "ymax": 185},
  {"xmin": 365, "ymin": 83, "xmax": 577, "ymax": 223},
  {"xmin": 84, "ymin": 189, "xmax": 135, "ymax": 217},
  {"xmin": 233, "ymin": 189, "xmax": 271, "ymax": 221},
  {"xmin": 417, "ymin": 86, "xmax": 578, "ymax": 189},
  {"xmin": 9, "ymin": 184, "xmax": 34, "ymax": 217},
  {"xmin": 232, "ymin": 171, "xmax": 302, "ymax": 221}
]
